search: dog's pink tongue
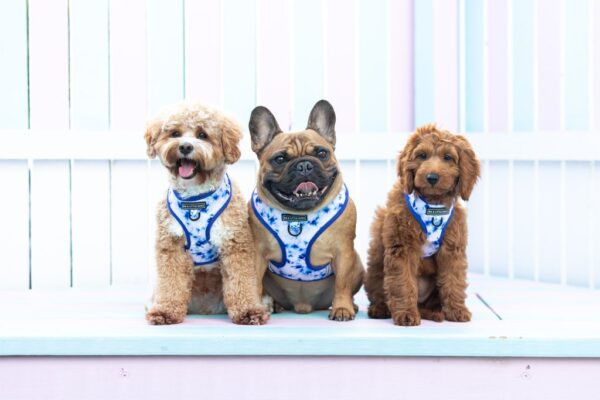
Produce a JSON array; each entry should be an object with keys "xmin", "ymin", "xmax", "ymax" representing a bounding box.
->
[
  {"xmin": 178, "ymin": 160, "xmax": 196, "ymax": 178},
  {"xmin": 294, "ymin": 181, "xmax": 319, "ymax": 195}
]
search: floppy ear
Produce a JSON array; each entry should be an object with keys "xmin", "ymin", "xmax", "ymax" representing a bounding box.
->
[
  {"xmin": 144, "ymin": 119, "xmax": 162, "ymax": 159},
  {"xmin": 454, "ymin": 135, "xmax": 481, "ymax": 201},
  {"xmin": 220, "ymin": 117, "xmax": 242, "ymax": 164},
  {"xmin": 306, "ymin": 99, "xmax": 336, "ymax": 147},
  {"xmin": 249, "ymin": 106, "xmax": 282, "ymax": 155},
  {"xmin": 397, "ymin": 145, "xmax": 414, "ymax": 194}
]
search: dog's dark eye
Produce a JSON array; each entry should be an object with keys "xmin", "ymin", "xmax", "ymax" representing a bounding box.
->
[
  {"xmin": 443, "ymin": 154, "xmax": 453, "ymax": 162},
  {"xmin": 170, "ymin": 130, "xmax": 181, "ymax": 138},
  {"xmin": 273, "ymin": 155, "xmax": 286, "ymax": 165},
  {"xmin": 197, "ymin": 130, "xmax": 208, "ymax": 139},
  {"xmin": 316, "ymin": 149, "xmax": 328, "ymax": 160},
  {"xmin": 417, "ymin": 152, "xmax": 427, "ymax": 160}
]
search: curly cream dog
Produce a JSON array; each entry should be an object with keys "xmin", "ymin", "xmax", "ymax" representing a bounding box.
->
[{"xmin": 144, "ymin": 102, "xmax": 269, "ymax": 325}]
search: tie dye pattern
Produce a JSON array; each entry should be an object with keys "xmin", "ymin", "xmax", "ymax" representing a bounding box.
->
[
  {"xmin": 251, "ymin": 185, "xmax": 349, "ymax": 282},
  {"xmin": 404, "ymin": 192, "xmax": 455, "ymax": 257},
  {"xmin": 167, "ymin": 174, "xmax": 232, "ymax": 267}
]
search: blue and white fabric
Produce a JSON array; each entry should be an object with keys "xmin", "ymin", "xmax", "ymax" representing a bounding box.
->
[
  {"xmin": 251, "ymin": 185, "xmax": 349, "ymax": 281},
  {"xmin": 167, "ymin": 174, "xmax": 232, "ymax": 267},
  {"xmin": 404, "ymin": 192, "xmax": 454, "ymax": 257}
]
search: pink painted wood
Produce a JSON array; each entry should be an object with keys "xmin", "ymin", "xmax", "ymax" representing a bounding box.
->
[
  {"xmin": 1, "ymin": 357, "xmax": 599, "ymax": 400},
  {"xmin": 28, "ymin": 0, "xmax": 70, "ymax": 129},
  {"xmin": 434, "ymin": 0, "xmax": 459, "ymax": 131},
  {"xmin": 487, "ymin": 0, "xmax": 509, "ymax": 132},
  {"xmin": 390, "ymin": 0, "xmax": 414, "ymax": 132},
  {"xmin": 257, "ymin": 0, "xmax": 292, "ymax": 130},
  {"xmin": 109, "ymin": 0, "xmax": 147, "ymax": 130},
  {"xmin": 185, "ymin": 0, "xmax": 222, "ymax": 106},
  {"xmin": 537, "ymin": 0, "xmax": 561, "ymax": 130},
  {"xmin": 325, "ymin": 0, "xmax": 356, "ymax": 134}
]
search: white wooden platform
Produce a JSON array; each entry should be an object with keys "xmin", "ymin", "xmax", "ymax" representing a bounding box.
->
[{"xmin": 1, "ymin": 273, "xmax": 599, "ymax": 358}]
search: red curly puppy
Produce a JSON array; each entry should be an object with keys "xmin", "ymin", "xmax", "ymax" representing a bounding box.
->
[{"xmin": 364, "ymin": 124, "xmax": 480, "ymax": 326}]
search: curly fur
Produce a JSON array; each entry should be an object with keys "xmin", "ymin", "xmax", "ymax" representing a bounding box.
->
[
  {"xmin": 144, "ymin": 102, "xmax": 269, "ymax": 325},
  {"xmin": 364, "ymin": 124, "xmax": 480, "ymax": 326}
]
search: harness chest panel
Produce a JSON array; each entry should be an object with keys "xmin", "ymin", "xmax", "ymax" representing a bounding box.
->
[
  {"xmin": 404, "ymin": 192, "xmax": 454, "ymax": 257},
  {"xmin": 251, "ymin": 186, "xmax": 349, "ymax": 282},
  {"xmin": 167, "ymin": 175, "xmax": 232, "ymax": 267}
]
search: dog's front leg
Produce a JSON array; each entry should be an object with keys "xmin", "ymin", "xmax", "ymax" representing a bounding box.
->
[
  {"xmin": 383, "ymin": 247, "xmax": 421, "ymax": 326},
  {"xmin": 146, "ymin": 238, "xmax": 194, "ymax": 325},
  {"xmin": 329, "ymin": 249, "xmax": 363, "ymax": 321},
  {"xmin": 220, "ymin": 234, "xmax": 269, "ymax": 325},
  {"xmin": 435, "ymin": 244, "xmax": 471, "ymax": 322}
]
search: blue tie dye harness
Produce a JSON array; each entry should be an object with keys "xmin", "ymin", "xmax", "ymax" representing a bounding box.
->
[
  {"xmin": 251, "ymin": 185, "xmax": 349, "ymax": 282},
  {"xmin": 166, "ymin": 174, "xmax": 232, "ymax": 267},
  {"xmin": 404, "ymin": 192, "xmax": 455, "ymax": 257}
]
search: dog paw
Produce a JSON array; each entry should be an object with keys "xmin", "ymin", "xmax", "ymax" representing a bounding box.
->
[
  {"xmin": 146, "ymin": 308, "xmax": 185, "ymax": 325},
  {"xmin": 368, "ymin": 303, "xmax": 391, "ymax": 319},
  {"xmin": 328, "ymin": 306, "xmax": 356, "ymax": 322},
  {"xmin": 444, "ymin": 306, "xmax": 471, "ymax": 322},
  {"xmin": 392, "ymin": 309, "xmax": 421, "ymax": 326},
  {"xmin": 231, "ymin": 307, "xmax": 270, "ymax": 325}
]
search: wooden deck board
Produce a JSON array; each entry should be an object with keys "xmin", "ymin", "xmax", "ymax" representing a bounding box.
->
[{"xmin": 1, "ymin": 274, "xmax": 599, "ymax": 357}]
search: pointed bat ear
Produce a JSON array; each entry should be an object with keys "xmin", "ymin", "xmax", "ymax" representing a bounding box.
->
[
  {"xmin": 306, "ymin": 99, "xmax": 336, "ymax": 148},
  {"xmin": 249, "ymin": 106, "xmax": 282, "ymax": 156}
]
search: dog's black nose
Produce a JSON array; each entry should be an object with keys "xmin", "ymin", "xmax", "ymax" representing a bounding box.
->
[
  {"xmin": 179, "ymin": 143, "xmax": 193, "ymax": 155},
  {"xmin": 426, "ymin": 173, "xmax": 439, "ymax": 186},
  {"xmin": 296, "ymin": 160, "xmax": 314, "ymax": 176}
]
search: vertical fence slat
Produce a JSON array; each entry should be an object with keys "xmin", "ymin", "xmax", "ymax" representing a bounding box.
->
[
  {"xmin": 257, "ymin": 0, "xmax": 292, "ymax": 130},
  {"xmin": 359, "ymin": 0, "xmax": 387, "ymax": 132},
  {"xmin": 184, "ymin": 0, "xmax": 222, "ymax": 106},
  {"xmin": 537, "ymin": 161, "xmax": 562, "ymax": 283},
  {"xmin": 28, "ymin": 0, "xmax": 70, "ymax": 129},
  {"xmin": 595, "ymin": 162, "xmax": 600, "ymax": 288},
  {"xmin": 389, "ymin": 0, "xmax": 414, "ymax": 132},
  {"xmin": 69, "ymin": 0, "xmax": 110, "ymax": 129},
  {"xmin": 564, "ymin": 162, "xmax": 592, "ymax": 287},
  {"xmin": 147, "ymin": 0, "xmax": 185, "ymax": 115},
  {"xmin": 223, "ymin": 0, "xmax": 256, "ymax": 126},
  {"xmin": 467, "ymin": 162, "xmax": 486, "ymax": 274},
  {"xmin": 0, "ymin": 0, "xmax": 28, "ymax": 129},
  {"xmin": 71, "ymin": 161, "xmax": 111, "ymax": 287},
  {"xmin": 512, "ymin": 0, "xmax": 534, "ymax": 131},
  {"xmin": 537, "ymin": 0, "xmax": 561, "ymax": 130},
  {"xmin": 564, "ymin": 0, "xmax": 589, "ymax": 130},
  {"xmin": 512, "ymin": 161, "xmax": 536, "ymax": 280},
  {"xmin": 69, "ymin": 0, "xmax": 112, "ymax": 288},
  {"xmin": 488, "ymin": 161, "xmax": 509, "ymax": 277},
  {"xmin": 292, "ymin": 0, "xmax": 324, "ymax": 131},
  {"xmin": 111, "ymin": 161, "xmax": 149, "ymax": 286},
  {"xmin": 414, "ymin": 0, "xmax": 434, "ymax": 127},
  {"xmin": 109, "ymin": 0, "xmax": 147, "ymax": 130},
  {"xmin": 433, "ymin": 0, "xmax": 459, "ymax": 131},
  {"xmin": 30, "ymin": 160, "xmax": 71, "ymax": 289},
  {"xmin": 228, "ymin": 160, "xmax": 258, "ymax": 202},
  {"xmin": 464, "ymin": 0, "xmax": 484, "ymax": 132},
  {"xmin": 324, "ymin": 0, "xmax": 356, "ymax": 133},
  {"xmin": 487, "ymin": 0, "xmax": 508, "ymax": 132},
  {"xmin": 595, "ymin": 0, "xmax": 600, "ymax": 130},
  {"xmin": 0, "ymin": 161, "xmax": 30, "ymax": 290}
]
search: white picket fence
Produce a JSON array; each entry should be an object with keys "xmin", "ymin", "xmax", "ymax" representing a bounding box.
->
[{"xmin": 0, "ymin": 0, "xmax": 599, "ymax": 291}]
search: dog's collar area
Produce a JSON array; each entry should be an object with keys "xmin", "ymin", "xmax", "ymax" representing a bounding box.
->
[
  {"xmin": 170, "ymin": 175, "xmax": 228, "ymax": 202},
  {"xmin": 405, "ymin": 192, "xmax": 455, "ymax": 258}
]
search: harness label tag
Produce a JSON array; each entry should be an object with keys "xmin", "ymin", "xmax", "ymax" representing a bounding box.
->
[
  {"xmin": 282, "ymin": 214, "xmax": 308, "ymax": 222},
  {"xmin": 425, "ymin": 207, "xmax": 450, "ymax": 216},
  {"xmin": 181, "ymin": 201, "xmax": 207, "ymax": 210}
]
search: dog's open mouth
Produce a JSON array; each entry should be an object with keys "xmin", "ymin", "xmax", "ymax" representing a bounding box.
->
[
  {"xmin": 176, "ymin": 158, "xmax": 199, "ymax": 179},
  {"xmin": 273, "ymin": 181, "xmax": 329, "ymax": 202}
]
